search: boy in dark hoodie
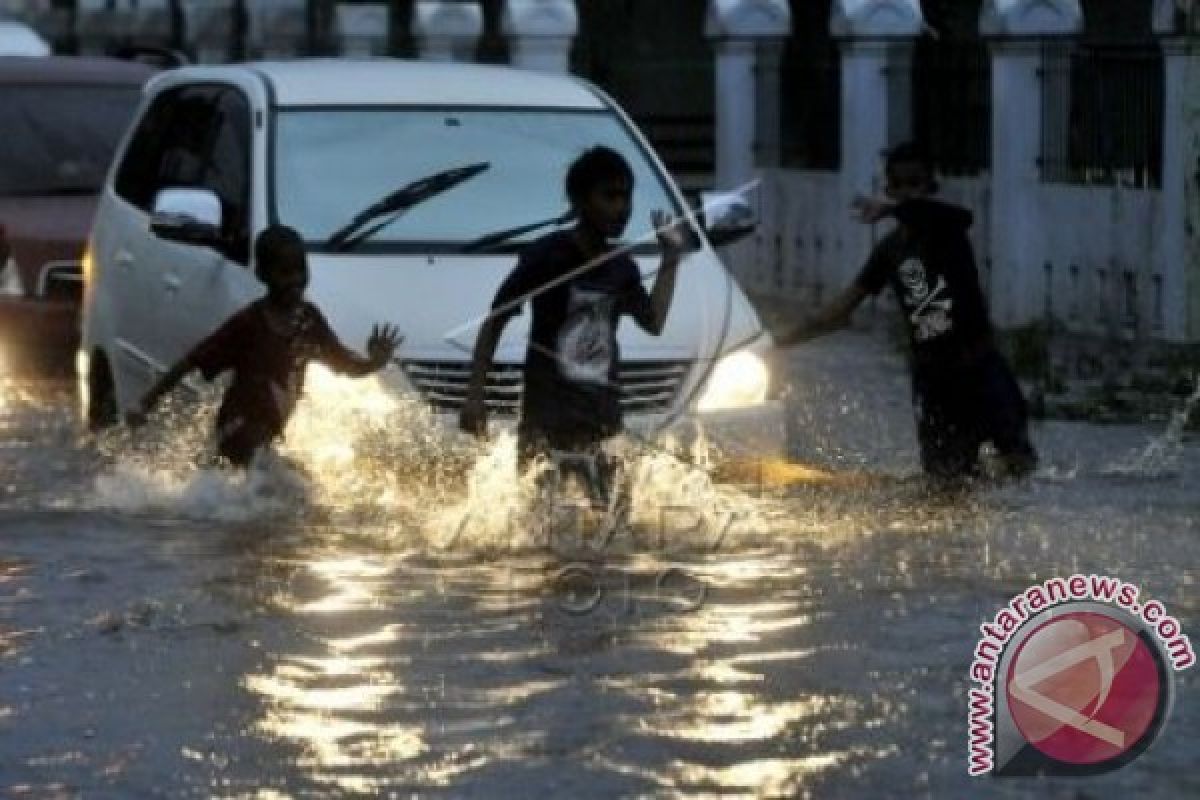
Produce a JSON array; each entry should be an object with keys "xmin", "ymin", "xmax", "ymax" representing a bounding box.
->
[
  {"xmin": 127, "ymin": 224, "xmax": 402, "ymax": 467},
  {"xmin": 777, "ymin": 143, "xmax": 1036, "ymax": 486}
]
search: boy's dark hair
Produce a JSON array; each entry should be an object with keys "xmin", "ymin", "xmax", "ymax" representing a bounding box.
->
[
  {"xmin": 885, "ymin": 141, "xmax": 939, "ymax": 192},
  {"xmin": 565, "ymin": 146, "xmax": 634, "ymax": 208},
  {"xmin": 254, "ymin": 224, "xmax": 305, "ymax": 282}
]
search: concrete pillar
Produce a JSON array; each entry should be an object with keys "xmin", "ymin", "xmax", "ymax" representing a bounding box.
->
[
  {"xmin": 501, "ymin": 0, "xmax": 576, "ymax": 73},
  {"xmin": 704, "ymin": 0, "xmax": 791, "ymax": 192},
  {"xmin": 413, "ymin": 0, "xmax": 482, "ymax": 63},
  {"xmin": 830, "ymin": 1, "xmax": 923, "ymax": 283},
  {"xmin": 335, "ymin": 2, "xmax": 389, "ymax": 57},
  {"xmin": 981, "ymin": 1, "xmax": 1082, "ymax": 327},
  {"xmin": 1156, "ymin": 4, "xmax": 1200, "ymax": 340}
]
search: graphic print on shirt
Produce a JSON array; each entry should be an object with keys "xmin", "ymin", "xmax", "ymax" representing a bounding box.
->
[
  {"xmin": 897, "ymin": 257, "xmax": 954, "ymax": 342},
  {"xmin": 556, "ymin": 286, "xmax": 615, "ymax": 385},
  {"xmin": 267, "ymin": 306, "xmax": 318, "ymax": 423}
]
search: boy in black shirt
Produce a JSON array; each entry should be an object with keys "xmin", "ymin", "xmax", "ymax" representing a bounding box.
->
[
  {"xmin": 777, "ymin": 143, "xmax": 1037, "ymax": 486},
  {"xmin": 127, "ymin": 225, "xmax": 402, "ymax": 466},
  {"xmin": 459, "ymin": 146, "xmax": 687, "ymax": 503}
]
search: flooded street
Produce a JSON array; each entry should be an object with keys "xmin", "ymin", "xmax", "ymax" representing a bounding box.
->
[{"xmin": 1, "ymin": 331, "xmax": 1197, "ymax": 798}]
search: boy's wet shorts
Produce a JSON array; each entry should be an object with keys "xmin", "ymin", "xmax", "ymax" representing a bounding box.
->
[{"xmin": 912, "ymin": 349, "xmax": 1038, "ymax": 481}]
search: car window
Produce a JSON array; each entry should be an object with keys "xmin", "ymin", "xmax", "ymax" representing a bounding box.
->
[
  {"xmin": 273, "ymin": 107, "xmax": 683, "ymax": 254},
  {"xmin": 115, "ymin": 85, "xmax": 253, "ymax": 264},
  {"xmin": 0, "ymin": 85, "xmax": 142, "ymax": 196},
  {"xmin": 115, "ymin": 87, "xmax": 213, "ymax": 210}
]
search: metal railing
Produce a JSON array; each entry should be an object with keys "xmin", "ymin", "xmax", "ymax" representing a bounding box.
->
[
  {"xmin": 911, "ymin": 38, "xmax": 991, "ymax": 176},
  {"xmin": 1040, "ymin": 43, "xmax": 1164, "ymax": 189},
  {"xmin": 779, "ymin": 40, "xmax": 840, "ymax": 171}
]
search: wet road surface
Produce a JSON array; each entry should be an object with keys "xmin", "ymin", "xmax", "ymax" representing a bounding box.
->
[{"xmin": 1, "ymin": 331, "xmax": 1197, "ymax": 798}]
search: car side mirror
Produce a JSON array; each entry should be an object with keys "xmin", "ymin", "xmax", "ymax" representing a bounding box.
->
[
  {"xmin": 701, "ymin": 190, "xmax": 758, "ymax": 247},
  {"xmin": 150, "ymin": 188, "xmax": 223, "ymax": 247}
]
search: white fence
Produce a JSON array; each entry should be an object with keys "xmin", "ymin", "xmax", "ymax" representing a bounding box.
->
[{"xmin": 741, "ymin": 168, "xmax": 1166, "ymax": 340}]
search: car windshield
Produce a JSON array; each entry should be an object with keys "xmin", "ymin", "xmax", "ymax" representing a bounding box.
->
[
  {"xmin": 274, "ymin": 107, "xmax": 684, "ymax": 253},
  {"xmin": 0, "ymin": 85, "xmax": 142, "ymax": 195}
]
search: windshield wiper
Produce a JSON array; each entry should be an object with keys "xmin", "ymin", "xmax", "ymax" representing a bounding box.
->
[
  {"xmin": 325, "ymin": 161, "xmax": 490, "ymax": 252},
  {"xmin": 461, "ymin": 209, "xmax": 576, "ymax": 253}
]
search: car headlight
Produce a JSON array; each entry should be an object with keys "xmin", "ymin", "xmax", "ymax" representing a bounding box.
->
[{"xmin": 696, "ymin": 348, "xmax": 770, "ymax": 412}]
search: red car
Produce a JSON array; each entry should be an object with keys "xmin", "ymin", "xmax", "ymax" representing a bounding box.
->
[{"xmin": 0, "ymin": 56, "xmax": 156, "ymax": 373}]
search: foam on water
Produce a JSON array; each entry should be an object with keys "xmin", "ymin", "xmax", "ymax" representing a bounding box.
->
[{"xmin": 87, "ymin": 366, "xmax": 778, "ymax": 552}]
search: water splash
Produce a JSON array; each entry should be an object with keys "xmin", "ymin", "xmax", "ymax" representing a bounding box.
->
[
  {"xmin": 1103, "ymin": 374, "xmax": 1200, "ymax": 478},
  {"xmin": 87, "ymin": 365, "xmax": 778, "ymax": 553}
]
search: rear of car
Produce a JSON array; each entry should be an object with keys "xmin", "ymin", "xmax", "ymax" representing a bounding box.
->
[{"xmin": 0, "ymin": 56, "xmax": 154, "ymax": 372}]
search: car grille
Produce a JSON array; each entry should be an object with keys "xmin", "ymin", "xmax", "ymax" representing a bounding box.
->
[
  {"xmin": 400, "ymin": 359, "xmax": 693, "ymax": 417},
  {"xmin": 39, "ymin": 262, "xmax": 83, "ymax": 302}
]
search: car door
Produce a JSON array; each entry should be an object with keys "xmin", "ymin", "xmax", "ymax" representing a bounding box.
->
[
  {"xmin": 156, "ymin": 86, "xmax": 259, "ymax": 362},
  {"xmin": 108, "ymin": 86, "xmax": 219, "ymax": 387}
]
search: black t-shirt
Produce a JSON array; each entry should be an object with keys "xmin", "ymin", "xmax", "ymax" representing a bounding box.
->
[
  {"xmin": 491, "ymin": 230, "xmax": 656, "ymax": 439},
  {"xmin": 187, "ymin": 298, "xmax": 361, "ymax": 438},
  {"xmin": 855, "ymin": 198, "xmax": 993, "ymax": 365}
]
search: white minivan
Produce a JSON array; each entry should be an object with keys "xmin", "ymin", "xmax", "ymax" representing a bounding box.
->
[{"xmin": 81, "ymin": 60, "xmax": 782, "ymax": 455}]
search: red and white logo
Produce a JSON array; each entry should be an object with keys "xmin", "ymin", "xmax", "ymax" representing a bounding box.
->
[{"xmin": 1005, "ymin": 611, "xmax": 1162, "ymax": 766}]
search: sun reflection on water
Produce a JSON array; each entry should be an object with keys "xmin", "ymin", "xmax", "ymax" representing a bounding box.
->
[
  {"xmin": 85, "ymin": 362, "xmax": 919, "ymax": 796},
  {"xmin": 243, "ymin": 549, "xmax": 427, "ymax": 794}
]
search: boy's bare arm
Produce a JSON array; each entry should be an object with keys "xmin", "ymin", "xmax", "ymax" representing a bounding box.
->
[
  {"xmin": 459, "ymin": 314, "xmax": 509, "ymax": 436},
  {"xmin": 127, "ymin": 356, "xmax": 195, "ymax": 425},
  {"xmin": 774, "ymin": 283, "xmax": 871, "ymax": 347}
]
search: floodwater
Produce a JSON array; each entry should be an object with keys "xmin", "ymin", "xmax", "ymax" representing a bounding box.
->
[{"xmin": 1, "ymin": 331, "xmax": 1196, "ymax": 799}]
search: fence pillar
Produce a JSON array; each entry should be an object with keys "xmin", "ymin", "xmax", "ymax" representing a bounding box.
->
[
  {"xmin": 335, "ymin": 2, "xmax": 389, "ymax": 57},
  {"xmin": 981, "ymin": 0, "xmax": 1082, "ymax": 327},
  {"xmin": 414, "ymin": 0, "xmax": 482, "ymax": 62},
  {"xmin": 501, "ymin": 0, "xmax": 576, "ymax": 74},
  {"xmin": 704, "ymin": 0, "xmax": 791, "ymax": 194},
  {"xmin": 831, "ymin": 1, "xmax": 923, "ymax": 286},
  {"xmin": 1157, "ymin": 6, "xmax": 1200, "ymax": 340}
]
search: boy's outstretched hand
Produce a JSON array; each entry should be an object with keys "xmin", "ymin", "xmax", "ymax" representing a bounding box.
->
[
  {"xmin": 851, "ymin": 194, "xmax": 894, "ymax": 224},
  {"xmin": 366, "ymin": 324, "xmax": 403, "ymax": 369},
  {"xmin": 652, "ymin": 210, "xmax": 688, "ymax": 259}
]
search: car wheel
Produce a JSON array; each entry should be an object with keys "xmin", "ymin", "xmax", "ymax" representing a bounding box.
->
[{"xmin": 87, "ymin": 351, "xmax": 119, "ymax": 431}]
